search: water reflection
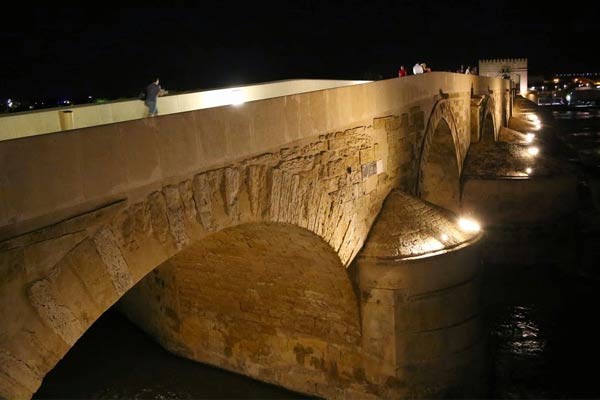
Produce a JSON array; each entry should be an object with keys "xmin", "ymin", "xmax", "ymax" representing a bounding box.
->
[
  {"xmin": 553, "ymin": 108, "xmax": 600, "ymax": 172},
  {"xmin": 497, "ymin": 306, "xmax": 545, "ymax": 356},
  {"xmin": 552, "ymin": 109, "xmax": 600, "ymax": 120}
]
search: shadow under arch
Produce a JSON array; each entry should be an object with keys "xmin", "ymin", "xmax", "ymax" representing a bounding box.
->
[
  {"xmin": 417, "ymin": 109, "xmax": 461, "ymax": 212},
  {"xmin": 481, "ymin": 110, "xmax": 495, "ymax": 143},
  {"xmin": 480, "ymin": 96, "xmax": 497, "ymax": 143},
  {"xmin": 118, "ymin": 221, "xmax": 362, "ymax": 394}
]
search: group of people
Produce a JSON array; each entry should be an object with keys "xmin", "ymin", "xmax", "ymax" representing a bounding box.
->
[
  {"xmin": 398, "ymin": 63, "xmax": 432, "ymax": 77},
  {"xmin": 458, "ymin": 65, "xmax": 478, "ymax": 75},
  {"xmin": 398, "ymin": 63, "xmax": 478, "ymax": 77}
]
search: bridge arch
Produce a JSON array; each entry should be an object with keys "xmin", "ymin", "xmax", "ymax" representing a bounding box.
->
[
  {"xmin": 2, "ymin": 149, "xmax": 373, "ymax": 398},
  {"xmin": 416, "ymin": 100, "xmax": 462, "ymax": 211},
  {"xmin": 481, "ymin": 96, "xmax": 498, "ymax": 143},
  {"xmin": 119, "ymin": 221, "xmax": 362, "ymax": 390}
]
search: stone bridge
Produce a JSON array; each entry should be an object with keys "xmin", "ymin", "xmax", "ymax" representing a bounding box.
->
[{"xmin": 0, "ymin": 73, "xmax": 511, "ymax": 399}]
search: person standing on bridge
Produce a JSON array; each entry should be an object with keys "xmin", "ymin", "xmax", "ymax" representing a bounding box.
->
[
  {"xmin": 398, "ymin": 65, "xmax": 408, "ymax": 77},
  {"xmin": 413, "ymin": 63, "xmax": 424, "ymax": 75},
  {"xmin": 144, "ymin": 77, "xmax": 168, "ymax": 117}
]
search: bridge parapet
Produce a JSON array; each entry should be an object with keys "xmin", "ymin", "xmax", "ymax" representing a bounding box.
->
[{"xmin": 0, "ymin": 79, "xmax": 371, "ymax": 142}]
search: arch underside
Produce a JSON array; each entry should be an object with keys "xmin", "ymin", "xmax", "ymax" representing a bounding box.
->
[
  {"xmin": 481, "ymin": 111, "xmax": 495, "ymax": 143},
  {"xmin": 481, "ymin": 96, "xmax": 497, "ymax": 143},
  {"xmin": 419, "ymin": 117, "xmax": 461, "ymax": 211},
  {"xmin": 104, "ymin": 222, "xmax": 364, "ymax": 396}
]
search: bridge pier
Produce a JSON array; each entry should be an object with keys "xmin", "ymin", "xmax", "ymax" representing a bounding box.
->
[
  {"xmin": 355, "ymin": 191, "xmax": 485, "ymax": 398},
  {"xmin": 462, "ymin": 98, "xmax": 579, "ymax": 269}
]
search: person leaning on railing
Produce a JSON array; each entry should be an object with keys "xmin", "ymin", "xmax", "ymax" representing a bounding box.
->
[{"xmin": 144, "ymin": 77, "xmax": 168, "ymax": 117}]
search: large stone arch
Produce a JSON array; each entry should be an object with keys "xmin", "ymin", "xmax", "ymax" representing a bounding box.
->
[
  {"xmin": 118, "ymin": 221, "xmax": 363, "ymax": 396},
  {"xmin": 416, "ymin": 100, "xmax": 462, "ymax": 211},
  {"xmin": 0, "ymin": 128, "xmax": 384, "ymax": 399}
]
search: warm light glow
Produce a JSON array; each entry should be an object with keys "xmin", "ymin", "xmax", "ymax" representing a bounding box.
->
[
  {"xmin": 440, "ymin": 233, "xmax": 449, "ymax": 241},
  {"xmin": 525, "ymin": 133, "xmax": 535, "ymax": 143},
  {"xmin": 230, "ymin": 89, "xmax": 244, "ymax": 105},
  {"xmin": 553, "ymin": 78, "xmax": 559, "ymax": 83},
  {"xmin": 527, "ymin": 146, "xmax": 540, "ymax": 156},
  {"xmin": 458, "ymin": 217, "xmax": 481, "ymax": 233},
  {"xmin": 202, "ymin": 87, "xmax": 246, "ymax": 107},
  {"xmin": 525, "ymin": 167, "xmax": 533, "ymax": 174},
  {"xmin": 420, "ymin": 237, "xmax": 445, "ymax": 253},
  {"xmin": 526, "ymin": 113, "xmax": 539, "ymax": 122}
]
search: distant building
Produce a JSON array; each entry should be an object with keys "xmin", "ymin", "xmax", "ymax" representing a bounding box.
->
[{"xmin": 479, "ymin": 58, "xmax": 528, "ymax": 95}]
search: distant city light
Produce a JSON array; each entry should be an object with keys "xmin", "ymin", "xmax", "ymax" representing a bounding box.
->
[
  {"xmin": 525, "ymin": 167, "xmax": 533, "ymax": 174},
  {"xmin": 458, "ymin": 217, "xmax": 481, "ymax": 233},
  {"xmin": 527, "ymin": 146, "xmax": 540, "ymax": 156},
  {"xmin": 553, "ymin": 78, "xmax": 559, "ymax": 83},
  {"xmin": 7, "ymin": 99, "xmax": 12, "ymax": 108}
]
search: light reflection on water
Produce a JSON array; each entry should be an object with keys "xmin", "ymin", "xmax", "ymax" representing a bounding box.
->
[
  {"xmin": 498, "ymin": 306, "xmax": 545, "ymax": 356},
  {"xmin": 484, "ymin": 263, "xmax": 600, "ymax": 399},
  {"xmin": 552, "ymin": 109, "xmax": 600, "ymax": 120},
  {"xmin": 553, "ymin": 107, "xmax": 600, "ymax": 171}
]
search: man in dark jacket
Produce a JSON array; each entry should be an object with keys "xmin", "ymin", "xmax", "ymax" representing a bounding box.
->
[{"xmin": 145, "ymin": 77, "xmax": 167, "ymax": 117}]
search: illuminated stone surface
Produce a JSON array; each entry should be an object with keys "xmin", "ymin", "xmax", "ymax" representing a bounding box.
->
[{"xmin": 0, "ymin": 74, "xmax": 516, "ymax": 399}]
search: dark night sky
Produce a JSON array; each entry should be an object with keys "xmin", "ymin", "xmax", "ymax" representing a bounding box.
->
[{"xmin": 1, "ymin": 2, "xmax": 598, "ymax": 101}]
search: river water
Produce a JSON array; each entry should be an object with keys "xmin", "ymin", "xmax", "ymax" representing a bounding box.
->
[{"xmin": 33, "ymin": 106, "xmax": 600, "ymax": 399}]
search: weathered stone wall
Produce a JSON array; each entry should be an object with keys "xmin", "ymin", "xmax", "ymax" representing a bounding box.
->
[
  {"xmin": 0, "ymin": 74, "xmax": 511, "ymax": 399},
  {"xmin": 120, "ymin": 223, "xmax": 368, "ymax": 398}
]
